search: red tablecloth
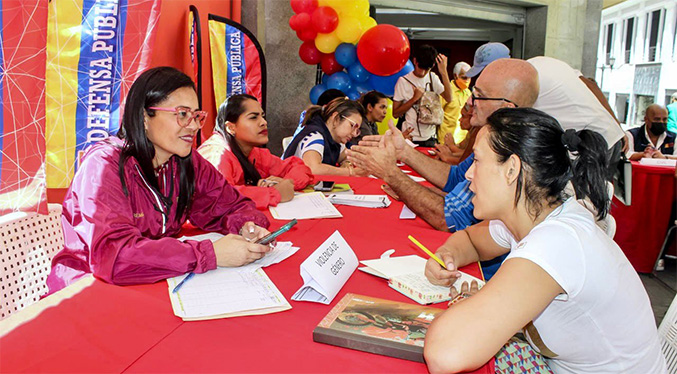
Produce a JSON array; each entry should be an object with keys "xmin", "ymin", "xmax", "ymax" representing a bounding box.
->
[
  {"xmin": 0, "ymin": 176, "xmax": 493, "ymax": 373},
  {"xmin": 611, "ymin": 162, "xmax": 676, "ymax": 273}
]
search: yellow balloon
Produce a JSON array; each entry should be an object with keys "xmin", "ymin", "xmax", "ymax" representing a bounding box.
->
[
  {"xmin": 376, "ymin": 98, "xmax": 397, "ymax": 135},
  {"xmin": 315, "ymin": 32, "xmax": 341, "ymax": 53},
  {"xmin": 360, "ymin": 17, "xmax": 377, "ymax": 32},
  {"xmin": 318, "ymin": 0, "xmax": 330, "ymax": 6},
  {"xmin": 335, "ymin": 0, "xmax": 369, "ymax": 17},
  {"xmin": 336, "ymin": 17, "xmax": 362, "ymax": 43}
]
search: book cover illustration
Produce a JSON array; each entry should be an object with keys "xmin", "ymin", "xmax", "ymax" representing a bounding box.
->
[{"xmin": 313, "ymin": 293, "xmax": 444, "ymax": 362}]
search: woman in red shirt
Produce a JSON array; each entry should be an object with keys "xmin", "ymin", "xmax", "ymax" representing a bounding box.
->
[{"xmin": 199, "ymin": 94, "xmax": 314, "ymax": 209}]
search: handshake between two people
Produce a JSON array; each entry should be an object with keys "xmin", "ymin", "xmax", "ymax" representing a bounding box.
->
[{"xmin": 346, "ymin": 121, "xmax": 414, "ymax": 180}]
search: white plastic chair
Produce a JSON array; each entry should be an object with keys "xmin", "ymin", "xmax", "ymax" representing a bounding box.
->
[
  {"xmin": 659, "ymin": 294, "xmax": 677, "ymax": 372},
  {"xmin": 282, "ymin": 136, "xmax": 293, "ymax": 153},
  {"xmin": 0, "ymin": 203, "xmax": 64, "ymax": 320}
]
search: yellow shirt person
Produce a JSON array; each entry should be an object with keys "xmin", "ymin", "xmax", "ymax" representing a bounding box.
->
[{"xmin": 437, "ymin": 62, "xmax": 471, "ymax": 145}]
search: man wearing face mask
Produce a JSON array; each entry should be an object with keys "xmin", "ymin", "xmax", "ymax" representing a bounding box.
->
[
  {"xmin": 437, "ymin": 61, "xmax": 471, "ymax": 145},
  {"xmin": 626, "ymin": 104, "xmax": 675, "ymax": 160}
]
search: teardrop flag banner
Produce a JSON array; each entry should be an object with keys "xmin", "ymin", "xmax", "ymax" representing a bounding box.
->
[{"xmin": 208, "ymin": 14, "xmax": 266, "ymax": 111}]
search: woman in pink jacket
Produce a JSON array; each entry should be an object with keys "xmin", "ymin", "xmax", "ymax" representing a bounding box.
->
[
  {"xmin": 47, "ymin": 67, "xmax": 271, "ymax": 294},
  {"xmin": 198, "ymin": 94, "xmax": 314, "ymax": 209}
]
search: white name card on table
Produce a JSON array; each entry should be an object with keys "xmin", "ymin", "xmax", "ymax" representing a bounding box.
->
[
  {"xmin": 400, "ymin": 205, "xmax": 416, "ymax": 219},
  {"xmin": 292, "ymin": 230, "xmax": 358, "ymax": 304},
  {"xmin": 639, "ymin": 158, "xmax": 677, "ymax": 167},
  {"xmin": 269, "ymin": 192, "xmax": 342, "ymax": 220}
]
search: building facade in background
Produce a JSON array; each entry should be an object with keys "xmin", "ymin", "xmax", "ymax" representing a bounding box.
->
[{"xmin": 597, "ymin": 0, "xmax": 677, "ymax": 128}]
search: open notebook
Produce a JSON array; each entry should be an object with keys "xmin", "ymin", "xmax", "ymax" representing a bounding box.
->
[{"xmin": 359, "ymin": 254, "xmax": 484, "ymax": 305}]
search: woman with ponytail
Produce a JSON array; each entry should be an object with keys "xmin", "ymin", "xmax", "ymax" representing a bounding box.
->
[
  {"xmin": 283, "ymin": 97, "xmax": 368, "ymax": 176},
  {"xmin": 423, "ymin": 108, "xmax": 664, "ymax": 373},
  {"xmin": 47, "ymin": 67, "xmax": 271, "ymax": 294},
  {"xmin": 198, "ymin": 94, "xmax": 313, "ymax": 209}
]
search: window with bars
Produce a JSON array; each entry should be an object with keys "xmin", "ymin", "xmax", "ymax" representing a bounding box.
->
[
  {"xmin": 605, "ymin": 23, "xmax": 615, "ymax": 64},
  {"xmin": 624, "ymin": 17, "xmax": 635, "ymax": 63},
  {"xmin": 646, "ymin": 9, "xmax": 664, "ymax": 62}
]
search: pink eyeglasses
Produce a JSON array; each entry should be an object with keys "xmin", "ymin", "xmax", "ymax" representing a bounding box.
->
[{"xmin": 148, "ymin": 106, "xmax": 208, "ymax": 128}]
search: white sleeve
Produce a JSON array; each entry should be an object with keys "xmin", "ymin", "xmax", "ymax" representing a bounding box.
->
[
  {"xmin": 295, "ymin": 132, "xmax": 325, "ymax": 159},
  {"xmin": 488, "ymin": 220, "xmax": 514, "ymax": 249},
  {"xmin": 432, "ymin": 72, "xmax": 444, "ymax": 95},
  {"xmin": 393, "ymin": 76, "xmax": 412, "ymax": 103},
  {"xmin": 505, "ymin": 222, "xmax": 585, "ymax": 298},
  {"xmin": 624, "ymin": 130, "xmax": 635, "ymax": 158}
]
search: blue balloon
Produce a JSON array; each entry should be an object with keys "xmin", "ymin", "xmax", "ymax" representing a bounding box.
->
[
  {"xmin": 335, "ymin": 43, "xmax": 357, "ymax": 67},
  {"xmin": 309, "ymin": 83, "xmax": 327, "ymax": 105},
  {"xmin": 348, "ymin": 62, "xmax": 371, "ymax": 83},
  {"xmin": 368, "ymin": 60, "xmax": 415, "ymax": 96},
  {"xmin": 326, "ymin": 71, "xmax": 351, "ymax": 92},
  {"xmin": 346, "ymin": 89, "xmax": 360, "ymax": 101},
  {"xmin": 321, "ymin": 73, "xmax": 329, "ymax": 85},
  {"xmin": 354, "ymin": 81, "xmax": 373, "ymax": 95}
]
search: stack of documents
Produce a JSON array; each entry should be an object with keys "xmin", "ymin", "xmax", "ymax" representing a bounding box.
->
[
  {"xmin": 327, "ymin": 194, "xmax": 391, "ymax": 208},
  {"xmin": 269, "ymin": 192, "xmax": 342, "ymax": 220}
]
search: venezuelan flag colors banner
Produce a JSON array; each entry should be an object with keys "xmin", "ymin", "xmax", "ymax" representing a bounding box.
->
[
  {"xmin": 45, "ymin": 0, "xmax": 161, "ymax": 188},
  {"xmin": 0, "ymin": 1, "xmax": 49, "ymax": 214},
  {"xmin": 208, "ymin": 14, "xmax": 266, "ymax": 110}
]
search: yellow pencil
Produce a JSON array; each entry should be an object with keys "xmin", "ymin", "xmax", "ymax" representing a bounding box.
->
[{"xmin": 408, "ymin": 235, "xmax": 447, "ymax": 269}]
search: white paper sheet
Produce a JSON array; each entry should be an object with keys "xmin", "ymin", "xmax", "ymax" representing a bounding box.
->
[
  {"xmin": 237, "ymin": 242, "xmax": 300, "ymax": 273},
  {"xmin": 269, "ymin": 192, "xmax": 342, "ymax": 220}
]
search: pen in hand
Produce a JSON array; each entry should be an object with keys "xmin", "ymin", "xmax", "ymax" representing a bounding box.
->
[{"xmin": 172, "ymin": 272, "xmax": 195, "ymax": 293}]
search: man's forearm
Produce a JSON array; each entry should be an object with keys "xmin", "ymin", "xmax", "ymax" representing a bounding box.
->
[
  {"xmin": 401, "ymin": 147, "xmax": 452, "ymax": 189},
  {"xmin": 384, "ymin": 171, "xmax": 448, "ymax": 232},
  {"xmin": 440, "ymin": 71, "xmax": 452, "ymax": 103}
]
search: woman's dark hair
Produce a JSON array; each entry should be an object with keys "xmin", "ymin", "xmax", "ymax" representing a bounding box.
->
[
  {"xmin": 215, "ymin": 94, "xmax": 262, "ymax": 186},
  {"xmin": 359, "ymin": 91, "xmax": 387, "ymax": 112},
  {"xmin": 302, "ymin": 96, "xmax": 366, "ymax": 128},
  {"xmin": 411, "ymin": 44, "xmax": 438, "ymax": 70},
  {"xmin": 485, "ymin": 107, "xmax": 609, "ymax": 220},
  {"xmin": 117, "ymin": 66, "xmax": 197, "ymax": 223},
  {"xmin": 317, "ymin": 89, "xmax": 346, "ymax": 106}
]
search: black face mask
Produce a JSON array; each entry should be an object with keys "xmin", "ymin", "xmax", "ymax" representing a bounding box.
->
[{"xmin": 650, "ymin": 122, "xmax": 667, "ymax": 136}]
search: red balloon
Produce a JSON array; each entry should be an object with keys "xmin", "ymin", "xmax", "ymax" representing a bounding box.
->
[
  {"xmin": 289, "ymin": 12, "xmax": 311, "ymax": 31},
  {"xmin": 299, "ymin": 41, "xmax": 323, "ymax": 65},
  {"xmin": 357, "ymin": 24, "xmax": 411, "ymax": 76},
  {"xmin": 321, "ymin": 53, "xmax": 343, "ymax": 75},
  {"xmin": 289, "ymin": 15, "xmax": 300, "ymax": 30},
  {"xmin": 296, "ymin": 28, "xmax": 317, "ymax": 42},
  {"xmin": 290, "ymin": 0, "xmax": 317, "ymax": 14},
  {"xmin": 311, "ymin": 6, "xmax": 338, "ymax": 33}
]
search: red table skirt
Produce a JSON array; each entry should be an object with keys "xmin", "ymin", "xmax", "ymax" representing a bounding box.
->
[
  {"xmin": 0, "ymin": 175, "xmax": 493, "ymax": 374},
  {"xmin": 611, "ymin": 162, "xmax": 676, "ymax": 273}
]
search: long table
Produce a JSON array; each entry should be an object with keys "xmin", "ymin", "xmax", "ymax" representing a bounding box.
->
[
  {"xmin": 611, "ymin": 161, "xmax": 676, "ymax": 273},
  {"xmin": 0, "ymin": 176, "xmax": 493, "ymax": 373}
]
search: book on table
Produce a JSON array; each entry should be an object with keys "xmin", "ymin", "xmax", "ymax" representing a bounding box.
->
[
  {"xmin": 300, "ymin": 183, "xmax": 353, "ymax": 195},
  {"xmin": 359, "ymin": 254, "xmax": 485, "ymax": 305},
  {"xmin": 313, "ymin": 293, "xmax": 444, "ymax": 362}
]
